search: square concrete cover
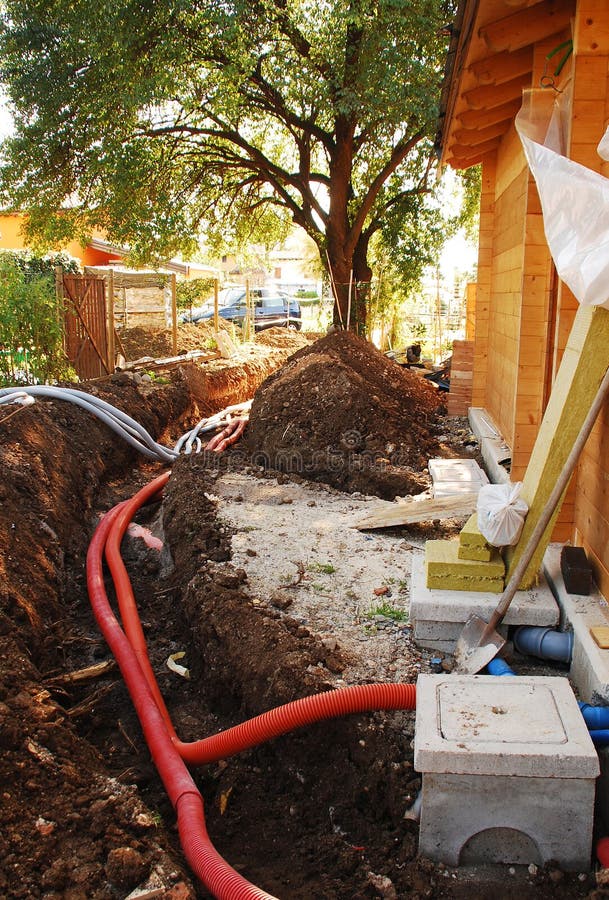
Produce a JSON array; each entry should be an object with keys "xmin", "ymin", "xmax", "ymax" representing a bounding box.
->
[{"xmin": 415, "ymin": 674, "xmax": 599, "ymax": 779}]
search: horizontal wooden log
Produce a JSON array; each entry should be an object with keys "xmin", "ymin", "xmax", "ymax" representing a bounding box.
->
[
  {"xmin": 468, "ymin": 46, "xmax": 533, "ymax": 85},
  {"xmin": 450, "ymin": 138, "xmax": 501, "ymax": 159},
  {"xmin": 480, "ymin": 0, "xmax": 572, "ymax": 53},
  {"xmin": 458, "ymin": 98, "xmax": 522, "ymax": 130},
  {"xmin": 454, "ymin": 120, "xmax": 512, "ymax": 146},
  {"xmin": 464, "ymin": 72, "xmax": 531, "ymax": 109}
]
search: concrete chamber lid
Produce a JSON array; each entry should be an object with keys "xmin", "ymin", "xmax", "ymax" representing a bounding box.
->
[{"xmin": 414, "ymin": 674, "xmax": 600, "ymax": 779}]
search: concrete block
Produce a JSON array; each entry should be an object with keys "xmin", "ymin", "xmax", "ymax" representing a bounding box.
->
[
  {"xmin": 413, "ymin": 619, "xmax": 508, "ymax": 647},
  {"xmin": 410, "ymin": 555, "xmax": 559, "ymax": 653},
  {"xmin": 415, "ymin": 674, "xmax": 599, "ymax": 869},
  {"xmin": 468, "ymin": 408, "xmax": 511, "ymax": 486},
  {"xmin": 544, "ymin": 543, "xmax": 609, "ymax": 703},
  {"xmin": 425, "ymin": 539, "xmax": 504, "ymax": 592},
  {"xmin": 429, "ymin": 458, "xmax": 489, "ymax": 495}
]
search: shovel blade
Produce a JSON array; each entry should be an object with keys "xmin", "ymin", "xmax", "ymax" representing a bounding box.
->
[{"xmin": 453, "ymin": 614, "xmax": 506, "ymax": 674}]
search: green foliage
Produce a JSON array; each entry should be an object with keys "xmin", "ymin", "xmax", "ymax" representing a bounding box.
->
[
  {"xmin": 175, "ymin": 277, "xmax": 216, "ymax": 311},
  {"xmin": 307, "ymin": 561, "xmax": 336, "ymax": 575},
  {"xmin": 0, "ymin": 0, "xmax": 452, "ymax": 312},
  {"xmin": 455, "ymin": 165, "xmax": 482, "ymax": 242},
  {"xmin": 365, "ymin": 599, "xmax": 408, "ymax": 622},
  {"xmin": 0, "ymin": 252, "xmax": 75, "ymax": 384}
]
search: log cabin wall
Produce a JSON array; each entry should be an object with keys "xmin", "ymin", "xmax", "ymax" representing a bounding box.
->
[
  {"xmin": 438, "ymin": 0, "xmax": 609, "ymax": 582},
  {"xmin": 569, "ymin": 1, "xmax": 609, "ymax": 595}
]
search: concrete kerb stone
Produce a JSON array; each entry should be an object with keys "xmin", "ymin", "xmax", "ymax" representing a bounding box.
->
[
  {"xmin": 410, "ymin": 554, "xmax": 559, "ymax": 653},
  {"xmin": 543, "ymin": 543, "xmax": 609, "ymax": 704},
  {"xmin": 468, "ymin": 408, "xmax": 511, "ymax": 486}
]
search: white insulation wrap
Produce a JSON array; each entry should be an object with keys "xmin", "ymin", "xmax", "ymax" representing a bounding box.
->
[{"xmin": 516, "ymin": 87, "xmax": 609, "ymax": 310}]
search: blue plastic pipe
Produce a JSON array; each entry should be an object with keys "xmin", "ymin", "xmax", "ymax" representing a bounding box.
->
[
  {"xmin": 513, "ymin": 626, "xmax": 573, "ymax": 663},
  {"xmin": 579, "ymin": 702, "xmax": 609, "ymax": 731},
  {"xmin": 485, "ymin": 658, "xmax": 517, "ymax": 677},
  {"xmin": 587, "ymin": 729, "xmax": 609, "ymax": 748}
]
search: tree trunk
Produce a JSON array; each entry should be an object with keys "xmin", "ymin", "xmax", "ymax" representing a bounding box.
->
[{"xmin": 351, "ymin": 233, "xmax": 372, "ymax": 337}]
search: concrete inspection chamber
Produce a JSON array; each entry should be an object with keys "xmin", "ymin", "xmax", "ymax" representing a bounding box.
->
[{"xmin": 414, "ymin": 674, "xmax": 599, "ymax": 870}]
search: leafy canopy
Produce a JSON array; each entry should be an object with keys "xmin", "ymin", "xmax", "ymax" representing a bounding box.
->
[{"xmin": 0, "ymin": 0, "xmax": 452, "ymax": 289}]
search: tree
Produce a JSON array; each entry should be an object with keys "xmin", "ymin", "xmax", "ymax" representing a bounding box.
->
[{"xmin": 0, "ymin": 0, "xmax": 452, "ymax": 331}]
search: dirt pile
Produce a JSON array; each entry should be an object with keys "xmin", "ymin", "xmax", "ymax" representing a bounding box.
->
[
  {"xmin": 243, "ymin": 331, "xmax": 445, "ymax": 498},
  {"xmin": 254, "ymin": 326, "xmax": 312, "ymax": 351},
  {"xmin": 119, "ymin": 321, "xmax": 240, "ymax": 361}
]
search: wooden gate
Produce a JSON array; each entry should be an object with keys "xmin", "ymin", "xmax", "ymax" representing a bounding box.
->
[{"xmin": 61, "ymin": 273, "xmax": 110, "ymax": 380}]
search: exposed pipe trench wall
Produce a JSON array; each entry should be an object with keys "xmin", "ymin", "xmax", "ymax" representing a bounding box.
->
[{"xmin": 88, "ymin": 474, "xmax": 417, "ymax": 898}]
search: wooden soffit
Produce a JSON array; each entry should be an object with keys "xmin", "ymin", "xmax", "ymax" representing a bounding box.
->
[{"xmin": 437, "ymin": 0, "xmax": 576, "ymax": 169}]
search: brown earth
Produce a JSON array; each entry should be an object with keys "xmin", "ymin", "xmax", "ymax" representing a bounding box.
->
[
  {"xmin": 243, "ymin": 331, "xmax": 445, "ymax": 498},
  {"xmin": 119, "ymin": 321, "xmax": 242, "ymax": 360},
  {"xmin": 0, "ymin": 333, "xmax": 599, "ymax": 899}
]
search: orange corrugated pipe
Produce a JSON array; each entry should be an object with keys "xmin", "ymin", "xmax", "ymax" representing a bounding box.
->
[{"xmin": 88, "ymin": 473, "xmax": 416, "ymax": 898}]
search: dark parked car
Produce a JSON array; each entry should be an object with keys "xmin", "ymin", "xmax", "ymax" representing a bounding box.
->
[{"xmin": 180, "ymin": 286, "xmax": 302, "ymax": 331}]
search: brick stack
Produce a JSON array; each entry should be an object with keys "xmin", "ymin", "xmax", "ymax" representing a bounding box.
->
[{"xmin": 447, "ymin": 339, "xmax": 474, "ymax": 416}]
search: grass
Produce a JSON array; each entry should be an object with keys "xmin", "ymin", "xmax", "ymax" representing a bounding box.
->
[
  {"xmin": 364, "ymin": 599, "xmax": 408, "ymax": 623},
  {"xmin": 307, "ymin": 561, "xmax": 336, "ymax": 575}
]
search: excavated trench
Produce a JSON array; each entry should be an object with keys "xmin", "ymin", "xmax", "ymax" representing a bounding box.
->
[{"xmin": 0, "ymin": 340, "xmax": 594, "ymax": 899}]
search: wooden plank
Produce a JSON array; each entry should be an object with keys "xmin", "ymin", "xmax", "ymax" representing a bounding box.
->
[
  {"xmin": 574, "ymin": 0, "xmax": 609, "ymax": 55},
  {"xmin": 107, "ymin": 268, "xmax": 115, "ymax": 372},
  {"xmin": 450, "ymin": 138, "xmax": 501, "ymax": 159},
  {"xmin": 171, "ymin": 273, "xmax": 178, "ymax": 356},
  {"xmin": 454, "ymin": 120, "xmax": 511, "ymax": 146},
  {"xmin": 353, "ymin": 493, "xmax": 479, "ymax": 531},
  {"xmin": 468, "ymin": 46, "xmax": 533, "ymax": 86},
  {"xmin": 480, "ymin": 0, "xmax": 573, "ymax": 53},
  {"xmin": 458, "ymin": 99, "xmax": 522, "ymax": 130}
]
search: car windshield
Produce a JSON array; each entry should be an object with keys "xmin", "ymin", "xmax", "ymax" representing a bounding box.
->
[{"xmin": 218, "ymin": 287, "xmax": 245, "ymax": 306}]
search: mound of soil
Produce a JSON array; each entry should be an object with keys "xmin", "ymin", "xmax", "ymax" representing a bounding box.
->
[
  {"xmin": 243, "ymin": 331, "xmax": 445, "ymax": 498},
  {"xmin": 254, "ymin": 327, "xmax": 312, "ymax": 351},
  {"xmin": 119, "ymin": 321, "xmax": 240, "ymax": 361}
]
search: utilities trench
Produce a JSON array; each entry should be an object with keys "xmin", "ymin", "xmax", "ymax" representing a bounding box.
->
[{"xmin": 0, "ymin": 340, "xmax": 592, "ymax": 899}]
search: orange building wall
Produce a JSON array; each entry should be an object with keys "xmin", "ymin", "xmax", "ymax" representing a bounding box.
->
[{"xmin": 0, "ymin": 212, "xmax": 121, "ymax": 267}]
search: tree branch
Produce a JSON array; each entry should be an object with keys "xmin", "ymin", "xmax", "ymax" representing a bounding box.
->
[{"xmin": 346, "ymin": 132, "xmax": 424, "ymax": 255}]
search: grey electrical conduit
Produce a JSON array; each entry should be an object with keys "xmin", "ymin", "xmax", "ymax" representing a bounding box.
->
[
  {"xmin": 0, "ymin": 386, "xmax": 250, "ymax": 462},
  {"xmin": 175, "ymin": 400, "xmax": 252, "ymax": 455},
  {"xmin": 0, "ymin": 386, "xmax": 177, "ymax": 461}
]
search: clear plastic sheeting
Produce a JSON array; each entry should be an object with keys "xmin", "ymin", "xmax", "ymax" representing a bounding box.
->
[{"xmin": 516, "ymin": 86, "xmax": 609, "ymax": 310}]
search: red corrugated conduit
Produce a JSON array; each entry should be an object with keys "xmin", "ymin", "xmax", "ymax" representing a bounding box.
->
[{"xmin": 87, "ymin": 472, "xmax": 417, "ymax": 898}]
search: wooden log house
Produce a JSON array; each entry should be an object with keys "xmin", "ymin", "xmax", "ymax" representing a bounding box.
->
[{"xmin": 437, "ymin": 0, "xmax": 609, "ymax": 595}]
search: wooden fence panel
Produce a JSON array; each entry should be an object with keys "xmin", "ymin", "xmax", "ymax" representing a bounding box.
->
[{"xmin": 61, "ymin": 274, "xmax": 109, "ymax": 380}]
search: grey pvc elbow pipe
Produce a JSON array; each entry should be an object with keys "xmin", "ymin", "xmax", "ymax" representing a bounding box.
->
[{"xmin": 513, "ymin": 626, "xmax": 573, "ymax": 663}]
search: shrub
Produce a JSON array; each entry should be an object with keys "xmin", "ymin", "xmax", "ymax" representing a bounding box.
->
[{"xmin": 0, "ymin": 251, "xmax": 78, "ymax": 385}]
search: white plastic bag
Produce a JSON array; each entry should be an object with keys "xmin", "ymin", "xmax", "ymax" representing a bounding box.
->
[
  {"xmin": 515, "ymin": 86, "xmax": 609, "ymax": 310},
  {"xmin": 477, "ymin": 482, "xmax": 528, "ymax": 548}
]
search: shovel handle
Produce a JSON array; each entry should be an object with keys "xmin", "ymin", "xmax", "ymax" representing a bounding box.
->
[{"xmin": 490, "ymin": 364, "xmax": 609, "ymax": 631}]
